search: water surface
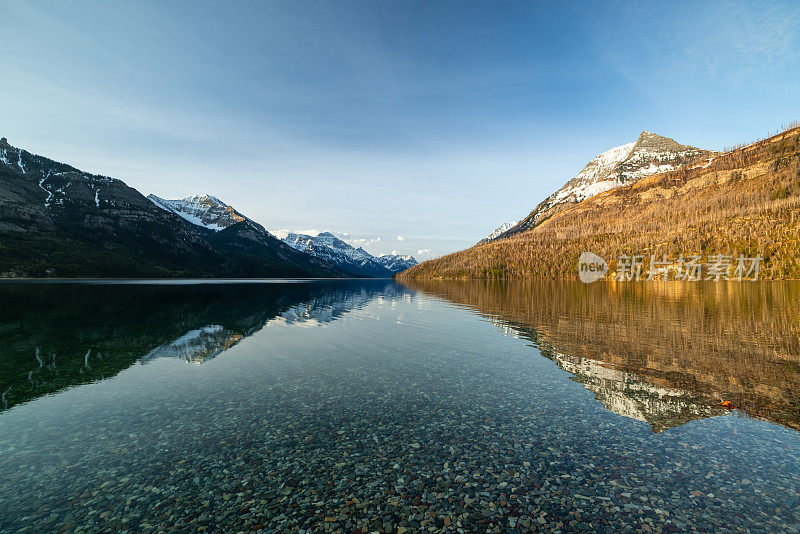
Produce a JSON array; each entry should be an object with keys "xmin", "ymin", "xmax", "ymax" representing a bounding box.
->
[{"xmin": 0, "ymin": 280, "xmax": 798, "ymax": 533}]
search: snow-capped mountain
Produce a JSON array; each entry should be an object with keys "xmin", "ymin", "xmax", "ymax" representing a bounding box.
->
[
  {"xmin": 0, "ymin": 137, "xmax": 345, "ymax": 278},
  {"xmin": 478, "ymin": 221, "xmax": 517, "ymax": 245},
  {"xmin": 283, "ymin": 232, "xmax": 393, "ymax": 277},
  {"xmin": 282, "ymin": 233, "xmax": 416, "ymax": 277},
  {"xmin": 0, "ymin": 137, "xmax": 149, "ymax": 230},
  {"xmin": 147, "ymin": 194, "xmax": 251, "ymax": 232},
  {"xmin": 489, "ymin": 131, "xmax": 708, "ymax": 241},
  {"xmin": 376, "ymin": 253, "xmax": 417, "ymax": 273}
]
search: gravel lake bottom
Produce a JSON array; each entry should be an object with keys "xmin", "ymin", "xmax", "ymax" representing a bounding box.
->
[{"xmin": 0, "ymin": 280, "xmax": 798, "ymax": 533}]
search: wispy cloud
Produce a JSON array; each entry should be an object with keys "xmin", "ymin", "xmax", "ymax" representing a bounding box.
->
[
  {"xmin": 271, "ymin": 228, "xmax": 321, "ymax": 239},
  {"xmin": 344, "ymin": 236, "xmax": 382, "ymax": 247}
]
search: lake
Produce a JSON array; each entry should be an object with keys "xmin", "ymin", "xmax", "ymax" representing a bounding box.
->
[{"xmin": 0, "ymin": 280, "xmax": 798, "ymax": 533}]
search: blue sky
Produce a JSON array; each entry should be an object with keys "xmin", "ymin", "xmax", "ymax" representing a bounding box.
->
[{"xmin": 1, "ymin": 0, "xmax": 799, "ymax": 259}]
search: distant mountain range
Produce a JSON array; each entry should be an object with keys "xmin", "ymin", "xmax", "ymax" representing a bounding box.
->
[
  {"xmin": 0, "ymin": 138, "xmax": 414, "ymax": 278},
  {"xmin": 282, "ymin": 231, "xmax": 416, "ymax": 277},
  {"xmin": 375, "ymin": 252, "xmax": 418, "ymax": 273},
  {"xmin": 487, "ymin": 131, "xmax": 707, "ymax": 241}
]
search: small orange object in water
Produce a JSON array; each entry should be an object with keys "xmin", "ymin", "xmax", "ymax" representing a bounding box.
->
[{"xmin": 720, "ymin": 400, "xmax": 733, "ymax": 408}]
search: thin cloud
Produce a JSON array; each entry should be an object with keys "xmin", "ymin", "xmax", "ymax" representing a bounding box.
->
[
  {"xmin": 270, "ymin": 228, "xmax": 321, "ymax": 239},
  {"xmin": 344, "ymin": 236, "xmax": 382, "ymax": 247}
]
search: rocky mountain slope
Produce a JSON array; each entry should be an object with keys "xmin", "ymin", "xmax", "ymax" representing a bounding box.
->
[
  {"xmin": 282, "ymin": 232, "xmax": 415, "ymax": 277},
  {"xmin": 376, "ymin": 253, "xmax": 417, "ymax": 273},
  {"xmin": 0, "ymin": 138, "xmax": 345, "ymax": 278},
  {"xmin": 491, "ymin": 131, "xmax": 707, "ymax": 241},
  {"xmin": 400, "ymin": 125, "xmax": 800, "ymax": 280},
  {"xmin": 147, "ymin": 194, "xmax": 247, "ymax": 231}
]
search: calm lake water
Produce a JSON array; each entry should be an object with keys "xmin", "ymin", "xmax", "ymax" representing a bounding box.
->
[{"xmin": 0, "ymin": 280, "xmax": 798, "ymax": 533}]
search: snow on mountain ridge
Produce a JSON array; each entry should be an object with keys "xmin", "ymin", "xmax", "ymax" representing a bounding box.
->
[
  {"xmin": 283, "ymin": 232, "xmax": 391, "ymax": 277},
  {"xmin": 376, "ymin": 253, "xmax": 418, "ymax": 272},
  {"xmin": 491, "ymin": 131, "xmax": 707, "ymax": 241},
  {"xmin": 144, "ymin": 194, "xmax": 416, "ymax": 276},
  {"xmin": 147, "ymin": 193, "xmax": 255, "ymax": 233},
  {"xmin": 549, "ymin": 142, "xmax": 635, "ymax": 205},
  {"xmin": 479, "ymin": 221, "xmax": 518, "ymax": 244},
  {"xmin": 283, "ymin": 232, "xmax": 415, "ymax": 276}
]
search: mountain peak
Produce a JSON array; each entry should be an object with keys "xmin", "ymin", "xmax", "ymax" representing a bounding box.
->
[
  {"xmin": 280, "ymin": 232, "xmax": 416, "ymax": 276},
  {"xmin": 376, "ymin": 253, "xmax": 418, "ymax": 272},
  {"xmin": 148, "ymin": 193, "xmax": 252, "ymax": 232},
  {"xmin": 487, "ymin": 130, "xmax": 708, "ymax": 241},
  {"xmin": 633, "ymin": 131, "xmax": 697, "ymax": 153},
  {"xmin": 282, "ymin": 232, "xmax": 393, "ymax": 277},
  {"xmin": 201, "ymin": 193, "xmax": 223, "ymax": 203},
  {"xmin": 0, "ymin": 140, "xmax": 344, "ymax": 278}
]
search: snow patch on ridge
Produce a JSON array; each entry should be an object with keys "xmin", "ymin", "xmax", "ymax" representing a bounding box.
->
[
  {"xmin": 548, "ymin": 142, "xmax": 635, "ymax": 204},
  {"xmin": 282, "ymin": 232, "xmax": 416, "ymax": 276},
  {"xmin": 481, "ymin": 221, "xmax": 518, "ymax": 243},
  {"xmin": 147, "ymin": 194, "xmax": 250, "ymax": 232},
  {"xmin": 17, "ymin": 149, "xmax": 26, "ymax": 174},
  {"xmin": 487, "ymin": 132, "xmax": 707, "ymax": 241}
]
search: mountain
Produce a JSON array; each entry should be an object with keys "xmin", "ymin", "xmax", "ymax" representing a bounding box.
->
[
  {"xmin": 491, "ymin": 132, "xmax": 707, "ymax": 241},
  {"xmin": 400, "ymin": 125, "xmax": 800, "ymax": 280},
  {"xmin": 147, "ymin": 194, "xmax": 248, "ymax": 231},
  {"xmin": 146, "ymin": 196, "xmax": 419, "ymax": 276},
  {"xmin": 376, "ymin": 253, "xmax": 417, "ymax": 273},
  {"xmin": 478, "ymin": 221, "xmax": 517, "ymax": 245},
  {"xmin": 0, "ymin": 137, "xmax": 345, "ymax": 278},
  {"xmin": 146, "ymin": 193, "xmax": 349, "ymax": 277},
  {"xmin": 282, "ymin": 232, "xmax": 392, "ymax": 277}
]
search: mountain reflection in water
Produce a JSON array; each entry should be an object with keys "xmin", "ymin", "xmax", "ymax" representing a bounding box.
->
[
  {"xmin": 0, "ymin": 280, "xmax": 410, "ymax": 411},
  {"xmin": 402, "ymin": 280, "xmax": 800, "ymax": 433}
]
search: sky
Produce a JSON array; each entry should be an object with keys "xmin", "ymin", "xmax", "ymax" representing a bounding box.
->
[{"xmin": 1, "ymin": 0, "xmax": 799, "ymax": 259}]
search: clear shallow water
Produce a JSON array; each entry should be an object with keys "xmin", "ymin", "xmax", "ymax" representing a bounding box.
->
[{"xmin": 0, "ymin": 280, "xmax": 798, "ymax": 533}]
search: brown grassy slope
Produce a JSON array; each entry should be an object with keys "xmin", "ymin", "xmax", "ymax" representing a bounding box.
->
[{"xmin": 400, "ymin": 126, "xmax": 800, "ymax": 280}]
